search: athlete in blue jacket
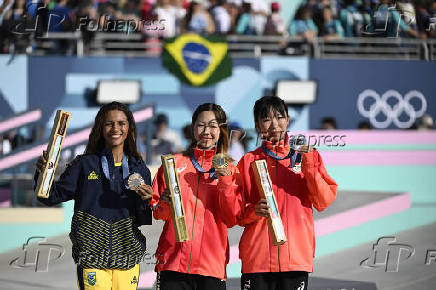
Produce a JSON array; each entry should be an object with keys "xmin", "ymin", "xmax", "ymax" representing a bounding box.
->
[{"xmin": 35, "ymin": 102, "xmax": 153, "ymax": 290}]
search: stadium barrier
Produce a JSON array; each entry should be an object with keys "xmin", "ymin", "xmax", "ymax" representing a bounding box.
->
[{"xmin": 12, "ymin": 33, "xmax": 436, "ymax": 60}]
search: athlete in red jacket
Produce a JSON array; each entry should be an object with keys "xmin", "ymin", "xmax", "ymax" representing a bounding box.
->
[
  {"xmin": 150, "ymin": 103, "xmax": 237, "ymax": 290},
  {"xmin": 218, "ymin": 96, "xmax": 338, "ymax": 290}
]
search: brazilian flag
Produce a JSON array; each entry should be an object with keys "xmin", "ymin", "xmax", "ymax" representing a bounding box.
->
[{"xmin": 162, "ymin": 34, "xmax": 232, "ymax": 87}]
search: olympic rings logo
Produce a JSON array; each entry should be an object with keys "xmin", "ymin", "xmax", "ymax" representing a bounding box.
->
[{"xmin": 357, "ymin": 89, "xmax": 427, "ymax": 129}]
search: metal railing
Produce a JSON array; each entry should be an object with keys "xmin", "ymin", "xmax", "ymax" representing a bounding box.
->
[
  {"xmin": 428, "ymin": 39, "xmax": 436, "ymax": 60},
  {"xmin": 314, "ymin": 37, "xmax": 429, "ymax": 60},
  {"xmin": 7, "ymin": 32, "xmax": 436, "ymax": 60}
]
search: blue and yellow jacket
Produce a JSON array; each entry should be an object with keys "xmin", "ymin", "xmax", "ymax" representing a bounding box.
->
[{"xmin": 34, "ymin": 149, "xmax": 152, "ymax": 269}]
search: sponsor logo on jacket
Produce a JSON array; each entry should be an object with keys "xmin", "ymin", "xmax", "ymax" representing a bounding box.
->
[{"xmin": 88, "ymin": 171, "xmax": 99, "ymax": 180}]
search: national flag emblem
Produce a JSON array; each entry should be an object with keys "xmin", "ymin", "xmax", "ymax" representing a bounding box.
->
[
  {"xmin": 88, "ymin": 171, "xmax": 99, "ymax": 180},
  {"xmin": 162, "ymin": 34, "xmax": 232, "ymax": 87}
]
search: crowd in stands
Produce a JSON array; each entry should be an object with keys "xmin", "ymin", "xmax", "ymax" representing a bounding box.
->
[
  {"xmin": 1, "ymin": 0, "xmax": 436, "ymax": 53},
  {"xmin": 319, "ymin": 114, "xmax": 435, "ymax": 130}
]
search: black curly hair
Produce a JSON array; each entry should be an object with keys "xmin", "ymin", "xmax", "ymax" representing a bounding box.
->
[{"xmin": 84, "ymin": 102, "xmax": 142, "ymax": 160}]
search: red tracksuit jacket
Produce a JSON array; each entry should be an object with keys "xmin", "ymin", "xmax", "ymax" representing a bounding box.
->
[
  {"xmin": 217, "ymin": 138, "xmax": 338, "ymax": 274},
  {"xmin": 150, "ymin": 147, "xmax": 236, "ymax": 280}
]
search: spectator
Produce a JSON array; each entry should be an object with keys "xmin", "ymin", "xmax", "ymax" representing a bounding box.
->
[
  {"xmin": 320, "ymin": 6, "xmax": 344, "ymax": 39},
  {"xmin": 121, "ymin": 0, "xmax": 141, "ymax": 18},
  {"xmin": 47, "ymin": 0, "xmax": 72, "ymax": 32},
  {"xmin": 226, "ymin": 1, "xmax": 240, "ymax": 34},
  {"xmin": 305, "ymin": 0, "xmax": 318, "ymax": 11},
  {"xmin": 415, "ymin": 1, "xmax": 435, "ymax": 38},
  {"xmin": 153, "ymin": 114, "xmax": 183, "ymax": 154},
  {"xmin": 98, "ymin": 2, "xmax": 122, "ymax": 32},
  {"xmin": 3, "ymin": 0, "xmax": 435, "ymax": 56},
  {"xmin": 209, "ymin": 0, "xmax": 230, "ymax": 34},
  {"xmin": 137, "ymin": 130, "xmax": 148, "ymax": 161},
  {"xmin": 362, "ymin": 0, "xmax": 374, "ymax": 15},
  {"xmin": 1, "ymin": 129, "xmax": 25, "ymax": 151},
  {"xmin": 184, "ymin": 0, "xmax": 214, "ymax": 35},
  {"xmin": 321, "ymin": 117, "xmax": 337, "ymax": 130},
  {"xmin": 370, "ymin": 0, "xmax": 418, "ymax": 37},
  {"xmin": 250, "ymin": 0, "xmax": 269, "ymax": 35},
  {"xmin": 290, "ymin": 5, "xmax": 318, "ymax": 43},
  {"xmin": 172, "ymin": 0, "xmax": 188, "ymax": 35},
  {"xmin": 227, "ymin": 121, "xmax": 245, "ymax": 163},
  {"xmin": 426, "ymin": 1, "xmax": 436, "ymax": 37},
  {"xmin": 339, "ymin": 0, "xmax": 365, "ymax": 37},
  {"xmin": 182, "ymin": 123, "xmax": 192, "ymax": 145},
  {"xmin": 358, "ymin": 0, "xmax": 372, "ymax": 32},
  {"xmin": 312, "ymin": 0, "xmax": 330, "ymax": 31},
  {"xmin": 1, "ymin": 134, "xmax": 11, "ymax": 155},
  {"xmin": 0, "ymin": 0, "xmax": 15, "ymax": 52},
  {"xmin": 140, "ymin": 0, "xmax": 154, "ymax": 21},
  {"xmin": 235, "ymin": 2, "xmax": 256, "ymax": 35},
  {"xmin": 0, "ymin": 0, "xmax": 13, "ymax": 26},
  {"xmin": 9, "ymin": 0, "xmax": 24, "ymax": 21},
  {"xmin": 264, "ymin": 1, "xmax": 285, "ymax": 36},
  {"xmin": 417, "ymin": 114, "xmax": 434, "ymax": 130},
  {"xmin": 358, "ymin": 120, "xmax": 371, "ymax": 130},
  {"xmin": 431, "ymin": 1, "xmax": 436, "ymax": 18},
  {"xmin": 154, "ymin": 0, "xmax": 185, "ymax": 38},
  {"xmin": 398, "ymin": 0, "xmax": 417, "ymax": 29},
  {"xmin": 75, "ymin": 2, "xmax": 97, "ymax": 53}
]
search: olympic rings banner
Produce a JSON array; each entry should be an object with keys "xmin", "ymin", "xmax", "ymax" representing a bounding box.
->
[{"xmin": 309, "ymin": 60, "xmax": 436, "ymax": 129}]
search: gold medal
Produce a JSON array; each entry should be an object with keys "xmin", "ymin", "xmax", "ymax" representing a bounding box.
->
[{"xmin": 212, "ymin": 153, "xmax": 231, "ymax": 169}]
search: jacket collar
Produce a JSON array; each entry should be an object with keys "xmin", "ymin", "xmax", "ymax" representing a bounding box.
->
[
  {"xmin": 192, "ymin": 146, "xmax": 216, "ymax": 164},
  {"xmin": 262, "ymin": 133, "xmax": 291, "ymax": 158},
  {"xmin": 99, "ymin": 148, "xmax": 141, "ymax": 169}
]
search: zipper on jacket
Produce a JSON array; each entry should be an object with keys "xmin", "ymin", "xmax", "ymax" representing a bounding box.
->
[
  {"xmin": 187, "ymin": 149, "xmax": 205, "ymax": 273},
  {"xmin": 108, "ymin": 222, "xmax": 113, "ymax": 268},
  {"xmin": 275, "ymin": 155, "xmax": 282, "ymax": 272}
]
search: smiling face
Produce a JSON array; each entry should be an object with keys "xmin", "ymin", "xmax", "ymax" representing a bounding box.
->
[
  {"xmin": 103, "ymin": 110, "xmax": 129, "ymax": 149},
  {"xmin": 193, "ymin": 110, "xmax": 221, "ymax": 150},
  {"xmin": 256, "ymin": 109, "xmax": 290, "ymax": 143}
]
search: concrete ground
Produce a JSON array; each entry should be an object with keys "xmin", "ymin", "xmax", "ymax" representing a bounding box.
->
[{"xmin": 0, "ymin": 190, "xmax": 434, "ymax": 290}]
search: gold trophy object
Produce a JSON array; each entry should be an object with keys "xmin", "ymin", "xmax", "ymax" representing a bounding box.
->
[
  {"xmin": 161, "ymin": 154, "xmax": 189, "ymax": 242},
  {"xmin": 35, "ymin": 110, "xmax": 72, "ymax": 198},
  {"xmin": 251, "ymin": 159, "xmax": 287, "ymax": 246}
]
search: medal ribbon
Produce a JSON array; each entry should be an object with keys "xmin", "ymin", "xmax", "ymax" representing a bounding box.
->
[
  {"xmin": 261, "ymin": 143, "xmax": 301, "ymax": 167},
  {"xmin": 190, "ymin": 154, "xmax": 218, "ymax": 180},
  {"xmin": 101, "ymin": 154, "xmax": 130, "ymax": 191}
]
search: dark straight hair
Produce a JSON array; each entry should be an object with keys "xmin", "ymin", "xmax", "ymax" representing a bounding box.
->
[
  {"xmin": 253, "ymin": 96, "xmax": 289, "ymax": 123},
  {"xmin": 84, "ymin": 101, "xmax": 142, "ymax": 160},
  {"xmin": 184, "ymin": 103, "xmax": 229, "ymax": 156}
]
